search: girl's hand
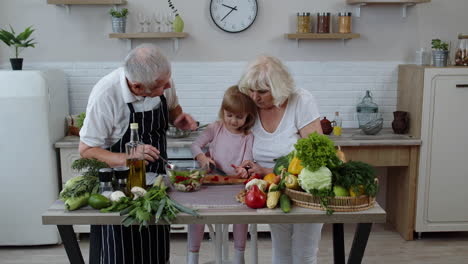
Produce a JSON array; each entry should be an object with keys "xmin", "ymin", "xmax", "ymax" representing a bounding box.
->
[
  {"xmin": 232, "ymin": 164, "xmax": 249, "ymax": 178},
  {"xmin": 239, "ymin": 160, "xmax": 265, "ymax": 177},
  {"xmin": 195, "ymin": 154, "xmax": 214, "ymax": 170}
]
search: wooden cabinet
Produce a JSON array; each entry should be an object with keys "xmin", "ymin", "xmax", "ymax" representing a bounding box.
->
[{"xmin": 398, "ymin": 65, "xmax": 468, "ymax": 233}]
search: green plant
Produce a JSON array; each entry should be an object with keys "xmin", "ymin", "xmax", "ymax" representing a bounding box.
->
[
  {"xmin": 431, "ymin": 39, "xmax": 449, "ymax": 51},
  {"xmin": 76, "ymin": 112, "xmax": 86, "ymax": 129},
  {"xmin": 109, "ymin": 8, "xmax": 128, "ymax": 18},
  {"xmin": 0, "ymin": 25, "xmax": 36, "ymax": 58}
]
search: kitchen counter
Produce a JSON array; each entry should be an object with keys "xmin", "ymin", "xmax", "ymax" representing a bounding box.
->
[{"xmin": 54, "ymin": 128, "xmax": 421, "ymax": 149}]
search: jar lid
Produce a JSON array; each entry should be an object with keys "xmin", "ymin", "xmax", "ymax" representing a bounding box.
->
[
  {"xmin": 99, "ymin": 168, "xmax": 113, "ymax": 182},
  {"xmin": 338, "ymin": 12, "xmax": 352, "ymax": 16},
  {"xmin": 113, "ymin": 166, "xmax": 129, "ymax": 180},
  {"xmin": 317, "ymin": 12, "xmax": 331, "ymax": 16}
]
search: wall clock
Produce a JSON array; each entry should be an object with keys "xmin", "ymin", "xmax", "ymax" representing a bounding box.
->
[{"xmin": 209, "ymin": 0, "xmax": 258, "ymax": 33}]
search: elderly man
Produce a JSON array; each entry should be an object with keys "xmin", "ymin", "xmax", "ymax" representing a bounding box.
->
[{"xmin": 79, "ymin": 44, "xmax": 196, "ymax": 264}]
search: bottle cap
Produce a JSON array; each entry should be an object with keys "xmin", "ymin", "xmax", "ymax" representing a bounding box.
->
[
  {"xmin": 113, "ymin": 166, "xmax": 129, "ymax": 180},
  {"xmin": 130, "ymin": 123, "xmax": 139, "ymax": 130},
  {"xmin": 98, "ymin": 168, "xmax": 113, "ymax": 182}
]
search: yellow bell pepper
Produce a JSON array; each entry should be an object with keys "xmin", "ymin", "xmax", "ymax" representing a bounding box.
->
[
  {"xmin": 288, "ymin": 157, "xmax": 304, "ymax": 175},
  {"xmin": 284, "ymin": 174, "xmax": 300, "ymax": 190}
]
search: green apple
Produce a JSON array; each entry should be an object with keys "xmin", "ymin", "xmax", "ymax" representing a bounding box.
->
[{"xmin": 333, "ymin": 185, "xmax": 350, "ymax": 197}]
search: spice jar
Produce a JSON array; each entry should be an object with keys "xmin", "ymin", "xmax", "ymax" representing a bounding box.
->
[
  {"xmin": 113, "ymin": 166, "xmax": 130, "ymax": 195},
  {"xmin": 317, "ymin": 12, "xmax": 331, "ymax": 33},
  {"xmin": 338, "ymin": 12, "xmax": 352, "ymax": 34},
  {"xmin": 296, "ymin": 12, "xmax": 311, "ymax": 33}
]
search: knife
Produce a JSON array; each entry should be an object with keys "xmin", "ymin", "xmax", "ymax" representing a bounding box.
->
[{"xmin": 209, "ymin": 163, "xmax": 227, "ymax": 176}]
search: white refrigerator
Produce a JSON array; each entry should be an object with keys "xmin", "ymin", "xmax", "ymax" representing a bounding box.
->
[{"xmin": 0, "ymin": 70, "xmax": 68, "ymax": 245}]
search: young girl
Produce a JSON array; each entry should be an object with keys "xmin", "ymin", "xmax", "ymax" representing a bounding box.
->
[{"xmin": 189, "ymin": 85, "xmax": 257, "ymax": 264}]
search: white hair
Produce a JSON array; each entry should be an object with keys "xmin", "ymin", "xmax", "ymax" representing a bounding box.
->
[
  {"xmin": 238, "ymin": 55, "xmax": 295, "ymax": 107},
  {"xmin": 124, "ymin": 44, "xmax": 171, "ymax": 87}
]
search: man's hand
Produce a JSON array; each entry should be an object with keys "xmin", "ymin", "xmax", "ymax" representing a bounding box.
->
[
  {"xmin": 141, "ymin": 144, "xmax": 160, "ymax": 162},
  {"xmin": 174, "ymin": 113, "xmax": 197, "ymax": 131}
]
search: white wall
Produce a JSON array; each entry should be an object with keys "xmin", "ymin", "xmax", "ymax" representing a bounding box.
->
[
  {"xmin": 1, "ymin": 0, "xmax": 466, "ymax": 62},
  {"xmin": 1, "ymin": 0, "xmax": 465, "ymax": 127}
]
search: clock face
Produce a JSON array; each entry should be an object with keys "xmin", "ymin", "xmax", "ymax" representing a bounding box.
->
[{"xmin": 210, "ymin": 0, "xmax": 258, "ymax": 33}]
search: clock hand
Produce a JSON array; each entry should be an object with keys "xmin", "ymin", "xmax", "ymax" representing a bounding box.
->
[
  {"xmin": 221, "ymin": 6, "xmax": 237, "ymax": 21},
  {"xmin": 222, "ymin": 4, "xmax": 238, "ymax": 11}
]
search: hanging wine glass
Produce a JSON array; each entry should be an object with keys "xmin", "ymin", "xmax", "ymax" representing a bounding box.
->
[{"xmin": 137, "ymin": 13, "xmax": 145, "ymax": 33}]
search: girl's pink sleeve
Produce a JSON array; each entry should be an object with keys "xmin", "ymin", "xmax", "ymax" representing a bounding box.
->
[
  {"xmin": 191, "ymin": 123, "xmax": 216, "ymax": 158},
  {"xmin": 244, "ymin": 134, "xmax": 254, "ymax": 161}
]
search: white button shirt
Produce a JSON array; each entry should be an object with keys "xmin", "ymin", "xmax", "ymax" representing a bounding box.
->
[{"xmin": 80, "ymin": 67, "xmax": 179, "ymax": 148}]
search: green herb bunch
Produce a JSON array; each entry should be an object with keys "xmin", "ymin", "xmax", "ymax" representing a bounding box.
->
[
  {"xmin": 332, "ymin": 161, "xmax": 378, "ymax": 197},
  {"xmin": 431, "ymin": 39, "xmax": 449, "ymax": 51},
  {"xmin": 71, "ymin": 158, "xmax": 108, "ymax": 177},
  {"xmin": 294, "ymin": 132, "xmax": 341, "ymax": 172},
  {"xmin": 109, "ymin": 8, "xmax": 128, "ymax": 18},
  {"xmin": 0, "ymin": 25, "xmax": 36, "ymax": 58},
  {"xmin": 76, "ymin": 112, "xmax": 86, "ymax": 129}
]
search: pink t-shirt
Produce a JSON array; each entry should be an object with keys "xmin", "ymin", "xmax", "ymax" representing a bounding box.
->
[{"xmin": 191, "ymin": 121, "xmax": 254, "ymax": 175}]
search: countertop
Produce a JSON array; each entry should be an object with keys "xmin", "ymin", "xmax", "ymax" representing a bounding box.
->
[{"xmin": 54, "ymin": 128, "xmax": 421, "ymax": 149}]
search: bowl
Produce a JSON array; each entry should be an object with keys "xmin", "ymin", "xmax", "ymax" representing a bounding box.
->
[
  {"xmin": 167, "ymin": 167, "xmax": 206, "ymax": 192},
  {"xmin": 166, "ymin": 125, "xmax": 192, "ymax": 138},
  {"xmin": 361, "ymin": 118, "xmax": 383, "ymax": 135}
]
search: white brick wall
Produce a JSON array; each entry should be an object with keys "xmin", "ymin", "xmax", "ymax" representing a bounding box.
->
[{"xmin": 2, "ymin": 61, "xmax": 401, "ymax": 128}]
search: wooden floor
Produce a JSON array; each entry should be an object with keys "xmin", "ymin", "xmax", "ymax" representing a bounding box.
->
[{"xmin": 1, "ymin": 224, "xmax": 467, "ymax": 264}]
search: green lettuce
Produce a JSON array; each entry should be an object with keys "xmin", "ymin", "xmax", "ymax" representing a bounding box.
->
[
  {"xmin": 298, "ymin": 166, "xmax": 332, "ymax": 193},
  {"xmin": 294, "ymin": 132, "xmax": 340, "ymax": 172}
]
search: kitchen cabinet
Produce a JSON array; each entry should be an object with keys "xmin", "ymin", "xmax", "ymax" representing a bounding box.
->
[{"xmin": 398, "ymin": 65, "xmax": 468, "ymax": 234}]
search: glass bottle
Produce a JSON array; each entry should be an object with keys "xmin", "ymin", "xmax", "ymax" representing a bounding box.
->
[
  {"xmin": 356, "ymin": 90, "xmax": 379, "ymax": 128},
  {"xmin": 98, "ymin": 168, "xmax": 114, "ymax": 198},
  {"xmin": 332, "ymin": 111, "xmax": 343, "ymax": 136},
  {"xmin": 125, "ymin": 123, "xmax": 146, "ymax": 192},
  {"xmin": 338, "ymin": 12, "xmax": 352, "ymax": 34},
  {"xmin": 113, "ymin": 166, "xmax": 130, "ymax": 195}
]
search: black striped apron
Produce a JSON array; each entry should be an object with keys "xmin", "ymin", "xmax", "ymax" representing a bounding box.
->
[{"xmin": 90, "ymin": 95, "xmax": 170, "ymax": 264}]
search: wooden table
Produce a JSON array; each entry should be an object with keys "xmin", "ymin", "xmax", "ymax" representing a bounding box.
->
[
  {"xmin": 329, "ymin": 128, "xmax": 421, "ymax": 240},
  {"xmin": 43, "ymin": 185, "xmax": 386, "ymax": 264}
]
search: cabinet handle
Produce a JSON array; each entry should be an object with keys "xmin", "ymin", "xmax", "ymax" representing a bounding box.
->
[
  {"xmin": 456, "ymin": 84, "xmax": 468, "ymax": 88},
  {"xmin": 170, "ymin": 226, "xmax": 185, "ymax": 230}
]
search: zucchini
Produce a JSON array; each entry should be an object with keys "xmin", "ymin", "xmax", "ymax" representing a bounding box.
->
[{"xmin": 280, "ymin": 194, "xmax": 291, "ymax": 213}]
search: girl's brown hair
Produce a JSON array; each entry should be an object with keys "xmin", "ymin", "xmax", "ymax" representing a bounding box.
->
[{"xmin": 218, "ymin": 85, "xmax": 257, "ymax": 134}]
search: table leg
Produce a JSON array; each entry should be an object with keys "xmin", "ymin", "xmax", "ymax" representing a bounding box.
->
[
  {"xmin": 215, "ymin": 224, "xmax": 223, "ymax": 264},
  {"xmin": 347, "ymin": 223, "xmax": 372, "ymax": 264},
  {"xmin": 249, "ymin": 224, "xmax": 258, "ymax": 264},
  {"xmin": 333, "ymin": 223, "xmax": 345, "ymax": 264},
  {"xmin": 222, "ymin": 224, "xmax": 229, "ymax": 262},
  {"xmin": 57, "ymin": 225, "xmax": 84, "ymax": 264}
]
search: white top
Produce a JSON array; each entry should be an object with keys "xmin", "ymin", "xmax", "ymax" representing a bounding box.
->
[
  {"xmin": 80, "ymin": 67, "xmax": 179, "ymax": 148},
  {"xmin": 252, "ymin": 88, "xmax": 320, "ymax": 169}
]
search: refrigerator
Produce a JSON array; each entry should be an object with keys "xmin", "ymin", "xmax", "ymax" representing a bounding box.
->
[{"xmin": 0, "ymin": 70, "xmax": 68, "ymax": 245}]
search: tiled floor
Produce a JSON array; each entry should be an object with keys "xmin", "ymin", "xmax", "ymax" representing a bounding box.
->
[{"xmin": 1, "ymin": 224, "xmax": 468, "ymax": 264}]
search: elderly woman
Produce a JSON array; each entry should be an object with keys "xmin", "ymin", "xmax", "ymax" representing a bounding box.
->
[{"xmin": 238, "ymin": 55, "xmax": 323, "ymax": 264}]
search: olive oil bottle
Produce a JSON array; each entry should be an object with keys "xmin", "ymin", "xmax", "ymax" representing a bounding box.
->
[{"xmin": 125, "ymin": 123, "xmax": 146, "ymax": 193}]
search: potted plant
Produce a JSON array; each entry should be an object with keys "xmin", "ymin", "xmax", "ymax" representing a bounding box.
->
[
  {"xmin": 0, "ymin": 25, "xmax": 36, "ymax": 70},
  {"xmin": 109, "ymin": 8, "xmax": 128, "ymax": 33},
  {"xmin": 431, "ymin": 39, "xmax": 449, "ymax": 67}
]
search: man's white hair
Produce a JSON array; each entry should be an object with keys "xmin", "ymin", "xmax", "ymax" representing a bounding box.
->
[
  {"xmin": 238, "ymin": 55, "xmax": 295, "ymax": 107},
  {"xmin": 124, "ymin": 44, "xmax": 171, "ymax": 87}
]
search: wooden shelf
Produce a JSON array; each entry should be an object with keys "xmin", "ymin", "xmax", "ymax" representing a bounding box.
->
[
  {"xmin": 109, "ymin": 32, "xmax": 188, "ymax": 39},
  {"xmin": 109, "ymin": 32, "xmax": 189, "ymax": 52},
  {"xmin": 47, "ymin": 0, "xmax": 127, "ymax": 4},
  {"xmin": 346, "ymin": 0, "xmax": 430, "ymax": 17},
  {"xmin": 347, "ymin": 0, "xmax": 429, "ymax": 4},
  {"xmin": 286, "ymin": 33, "xmax": 360, "ymax": 40}
]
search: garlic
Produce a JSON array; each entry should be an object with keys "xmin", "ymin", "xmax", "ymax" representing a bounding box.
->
[
  {"xmin": 109, "ymin": 191, "xmax": 126, "ymax": 202},
  {"xmin": 131, "ymin": 187, "xmax": 147, "ymax": 200}
]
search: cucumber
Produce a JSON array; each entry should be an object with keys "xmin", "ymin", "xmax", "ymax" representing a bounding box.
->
[{"xmin": 280, "ymin": 194, "xmax": 291, "ymax": 213}]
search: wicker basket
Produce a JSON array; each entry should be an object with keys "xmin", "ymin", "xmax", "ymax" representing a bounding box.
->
[{"xmin": 284, "ymin": 188, "xmax": 375, "ymax": 212}]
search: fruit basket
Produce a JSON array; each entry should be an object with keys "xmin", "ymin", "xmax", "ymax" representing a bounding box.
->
[
  {"xmin": 167, "ymin": 168, "xmax": 205, "ymax": 192},
  {"xmin": 284, "ymin": 188, "xmax": 375, "ymax": 212}
]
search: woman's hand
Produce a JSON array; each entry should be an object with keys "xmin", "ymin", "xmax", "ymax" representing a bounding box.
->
[{"xmin": 195, "ymin": 154, "xmax": 214, "ymax": 170}]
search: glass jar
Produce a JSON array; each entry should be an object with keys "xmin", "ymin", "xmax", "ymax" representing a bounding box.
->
[
  {"xmin": 296, "ymin": 12, "xmax": 311, "ymax": 33},
  {"xmin": 317, "ymin": 12, "xmax": 331, "ymax": 33},
  {"xmin": 455, "ymin": 39, "xmax": 468, "ymax": 66},
  {"xmin": 338, "ymin": 12, "xmax": 352, "ymax": 34},
  {"xmin": 356, "ymin": 90, "xmax": 379, "ymax": 128}
]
